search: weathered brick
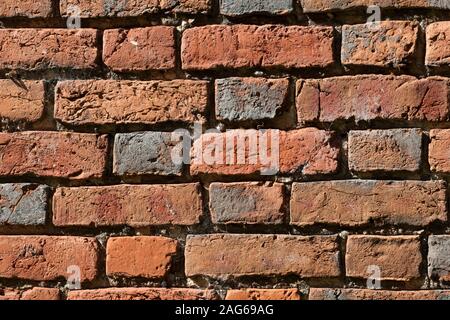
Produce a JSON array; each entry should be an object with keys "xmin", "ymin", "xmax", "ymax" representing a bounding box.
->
[
  {"xmin": 0, "ymin": 80, "xmax": 45, "ymax": 123},
  {"xmin": 0, "ymin": 29, "xmax": 99, "ymax": 70},
  {"xmin": 191, "ymin": 128, "xmax": 339, "ymax": 176},
  {"xmin": 291, "ymin": 180, "xmax": 447, "ymax": 227},
  {"xmin": 342, "ymin": 21, "xmax": 418, "ymax": 67},
  {"xmin": 182, "ymin": 25, "xmax": 334, "ymax": 70},
  {"xmin": 299, "ymin": 0, "xmax": 450, "ymax": 12},
  {"xmin": 0, "ymin": 236, "xmax": 99, "ymax": 281},
  {"xmin": 428, "ymin": 235, "xmax": 450, "ymax": 282},
  {"xmin": 0, "ymin": 0, "xmax": 53, "ymax": 18},
  {"xmin": 103, "ymin": 27, "xmax": 176, "ymax": 72},
  {"xmin": 426, "ymin": 22, "xmax": 450, "ymax": 67},
  {"xmin": 60, "ymin": 0, "xmax": 211, "ymax": 17},
  {"xmin": 209, "ymin": 182, "xmax": 284, "ymax": 224},
  {"xmin": 67, "ymin": 288, "xmax": 218, "ymax": 300},
  {"xmin": 429, "ymin": 129, "xmax": 450, "ymax": 173},
  {"xmin": 226, "ymin": 289, "xmax": 301, "ymax": 300},
  {"xmin": 0, "ymin": 184, "xmax": 49, "ymax": 226},
  {"xmin": 348, "ymin": 129, "xmax": 422, "ymax": 172},
  {"xmin": 296, "ymin": 76, "xmax": 450, "ymax": 122},
  {"xmin": 53, "ymin": 184, "xmax": 202, "ymax": 227},
  {"xmin": 0, "ymin": 288, "xmax": 60, "ymax": 301},
  {"xmin": 309, "ymin": 288, "xmax": 450, "ymax": 300},
  {"xmin": 215, "ymin": 78, "xmax": 289, "ymax": 122},
  {"xmin": 55, "ymin": 80, "xmax": 208, "ymax": 126},
  {"xmin": 20, "ymin": 288, "xmax": 61, "ymax": 300},
  {"xmin": 0, "ymin": 131, "xmax": 108, "ymax": 179},
  {"xmin": 346, "ymin": 235, "xmax": 422, "ymax": 281},
  {"xmin": 220, "ymin": 0, "xmax": 293, "ymax": 16},
  {"xmin": 113, "ymin": 132, "xmax": 183, "ymax": 176},
  {"xmin": 106, "ymin": 236, "xmax": 177, "ymax": 279},
  {"xmin": 185, "ymin": 234, "xmax": 341, "ymax": 278}
]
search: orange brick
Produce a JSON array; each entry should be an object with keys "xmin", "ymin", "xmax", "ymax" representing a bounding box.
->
[{"xmin": 106, "ymin": 236, "xmax": 177, "ymax": 279}]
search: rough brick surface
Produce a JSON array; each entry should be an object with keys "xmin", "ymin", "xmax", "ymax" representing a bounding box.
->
[
  {"xmin": 53, "ymin": 184, "xmax": 202, "ymax": 227},
  {"xmin": 348, "ymin": 129, "xmax": 422, "ymax": 172},
  {"xmin": 345, "ymin": 235, "xmax": 422, "ymax": 281},
  {"xmin": 103, "ymin": 27, "xmax": 175, "ymax": 71},
  {"xmin": 55, "ymin": 80, "xmax": 208, "ymax": 125},
  {"xmin": 226, "ymin": 289, "xmax": 301, "ymax": 300},
  {"xmin": 0, "ymin": 236, "xmax": 99, "ymax": 281},
  {"xmin": 342, "ymin": 21, "xmax": 418, "ymax": 67},
  {"xmin": 0, "ymin": 0, "xmax": 53, "ymax": 17},
  {"xmin": 296, "ymin": 76, "xmax": 450, "ymax": 122},
  {"xmin": 215, "ymin": 78, "xmax": 289, "ymax": 122},
  {"xmin": 428, "ymin": 235, "xmax": 450, "ymax": 282},
  {"xmin": 113, "ymin": 132, "xmax": 183, "ymax": 176},
  {"xmin": 67, "ymin": 288, "xmax": 218, "ymax": 300},
  {"xmin": 429, "ymin": 129, "xmax": 450, "ymax": 173},
  {"xmin": 426, "ymin": 22, "xmax": 450, "ymax": 66},
  {"xmin": 0, "ymin": 29, "xmax": 99, "ymax": 70},
  {"xmin": 309, "ymin": 288, "xmax": 450, "ymax": 300},
  {"xmin": 191, "ymin": 128, "xmax": 339, "ymax": 176},
  {"xmin": 0, "ymin": 132, "xmax": 108, "ymax": 179},
  {"xmin": 0, "ymin": 184, "xmax": 49, "ymax": 226},
  {"xmin": 220, "ymin": 0, "xmax": 293, "ymax": 16},
  {"xmin": 0, "ymin": 288, "xmax": 60, "ymax": 301},
  {"xmin": 60, "ymin": 0, "xmax": 211, "ymax": 17},
  {"xmin": 106, "ymin": 236, "xmax": 177, "ymax": 279},
  {"xmin": 182, "ymin": 25, "xmax": 334, "ymax": 70},
  {"xmin": 185, "ymin": 234, "xmax": 341, "ymax": 278},
  {"xmin": 0, "ymin": 80, "xmax": 45, "ymax": 123},
  {"xmin": 209, "ymin": 182, "xmax": 284, "ymax": 224},
  {"xmin": 291, "ymin": 180, "xmax": 447, "ymax": 227},
  {"xmin": 299, "ymin": 0, "xmax": 450, "ymax": 12}
]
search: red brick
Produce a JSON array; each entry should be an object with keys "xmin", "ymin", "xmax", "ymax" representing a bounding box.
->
[
  {"xmin": 309, "ymin": 288, "xmax": 450, "ymax": 300},
  {"xmin": 290, "ymin": 180, "xmax": 447, "ymax": 227},
  {"xmin": 103, "ymin": 27, "xmax": 176, "ymax": 72},
  {"xmin": 0, "ymin": 287, "xmax": 60, "ymax": 300},
  {"xmin": 106, "ymin": 236, "xmax": 177, "ymax": 279},
  {"xmin": 209, "ymin": 182, "xmax": 285, "ymax": 224},
  {"xmin": 53, "ymin": 184, "xmax": 202, "ymax": 227},
  {"xmin": 191, "ymin": 128, "xmax": 339, "ymax": 176},
  {"xmin": 299, "ymin": 0, "xmax": 450, "ymax": 12},
  {"xmin": 185, "ymin": 234, "xmax": 341, "ymax": 278},
  {"xmin": 0, "ymin": 131, "xmax": 108, "ymax": 179},
  {"xmin": 182, "ymin": 25, "xmax": 334, "ymax": 70},
  {"xmin": 342, "ymin": 21, "xmax": 418, "ymax": 67},
  {"xmin": 226, "ymin": 289, "xmax": 301, "ymax": 300},
  {"xmin": 0, "ymin": 0, "xmax": 53, "ymax": 18},
  {"xmin": 0, "ymin": 80, "xmax": 45, "ymax": 123},
  {"xmin": 0, "ymin": 236, "xmax": 99, "ymax": 281},
  {"xmin": 67, "ymin": 288, "xmax": 218, "ymax": 300},
  {"xmin": 296, "ymin": 76, "xmax": 450, "ymax": 122},
  {"xmin": 0, "ymin": 29, "xmax": 99, "ymax": 70},
  {"xmin": 426, "ymin": 22, "xmax": 450, "ymax": 67},
  {"xmin": 348, "ymin": 129, "xmax": 422, "ymax": 172},
  {"xmin": 55, "ymin": 80, "xmax": 208, "ymax": 125},
  {"xmin": 345, "ymin": 235, "xmax": 422, "ymax": 281},
  {"xmin": 60, "ymin": 0, "xmax": 211, "ymax": 17},
  {"xmin": 20, "ymin": 288, "xmax": 61, "ymax": 300},
  {"xmin": 429, "ymin": 129, "xmax": 450, "ymax": 173}
]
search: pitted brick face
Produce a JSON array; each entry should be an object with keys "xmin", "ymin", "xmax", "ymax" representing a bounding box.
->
[
  {"xmin": 220, "ymin": 0, "xmax": 293, "ymax": 16},
  {"xmin": 0, "ymin": 184, "xmax": 49, "ymax": 226}
]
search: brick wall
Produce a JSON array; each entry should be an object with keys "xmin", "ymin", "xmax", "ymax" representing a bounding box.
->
[{"xmin": 1, "ymin": 0, "xmax": 450, "ymax": 301}]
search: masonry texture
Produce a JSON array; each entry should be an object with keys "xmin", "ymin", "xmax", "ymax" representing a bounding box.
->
[{"xmin": 1, "ymin": 0, "xmax": 450, "ymax": 302}]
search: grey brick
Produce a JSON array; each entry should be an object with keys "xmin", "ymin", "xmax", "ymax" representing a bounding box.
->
[
  {"xmin": 220, "ymin": 0, "xmax": 293, "ymax": 16},
  {"xmin": 113, "ymin": 132, "xmax": 184, "ymax": 176},
  {"xmin": 0, "ymin": 184, "xmax": 49, "ymax": 226},
  {"xmin": 215, "ymin": 77, "xmax": 289, "ymax": 122},
  {"xmin": 428, "ymin": 235, "xmax": 450, "ymax": 282}
]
